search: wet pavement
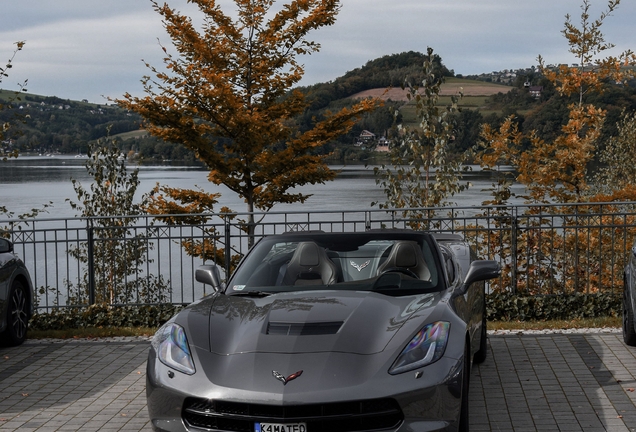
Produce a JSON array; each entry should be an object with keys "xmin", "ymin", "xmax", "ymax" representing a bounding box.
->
[{"xmin": 0, "ymin": 331, "xmax": 634, "ymax": 431}]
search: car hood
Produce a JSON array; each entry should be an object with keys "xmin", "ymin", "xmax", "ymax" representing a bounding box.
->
[
  {"xmin": 192, "ymin": 290, "xmax": 443, "ymax": 355},
  {"xmin": 0, "ymin": 252, "xmax": 17, "ymax": 269}
]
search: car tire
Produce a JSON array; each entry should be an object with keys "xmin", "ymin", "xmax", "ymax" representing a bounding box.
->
[
  {"xmin": 2, "ymin": 281, "xmax": 29, "ymax": 346},
  {"xmin": 623, "ymin": 277, "xmax": 636, "ymax": 347},
  {"xmin": 458, "ymin": 341, "xmax": 471, "ymax": 432},
  {"xmin": 473, "ymin": 295, "xmax": 488, "ymax": 364}
]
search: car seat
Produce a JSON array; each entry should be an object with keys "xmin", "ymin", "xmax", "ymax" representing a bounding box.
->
[
  {"xmin": 282, "ymin": 242, "xmax": 338, "ymax": 286},
  {"xmin": 376, "ymin": 241, "xmax": 431, "ymax": 280}
]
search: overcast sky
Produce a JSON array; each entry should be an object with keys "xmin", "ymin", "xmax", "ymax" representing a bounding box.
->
[{"xmin": 1, "ymin": 0, "xmax": 635, "ymax": 104}]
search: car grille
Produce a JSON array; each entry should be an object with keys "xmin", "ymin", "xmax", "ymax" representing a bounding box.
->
[{"xmin": 182, "ymin": 397, "xmax": 404, "ymax": 432}]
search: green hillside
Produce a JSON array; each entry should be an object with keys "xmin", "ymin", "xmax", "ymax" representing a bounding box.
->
[{"xmin": 3, "ymin": 51, "xmax": 636, "ymax": 163}]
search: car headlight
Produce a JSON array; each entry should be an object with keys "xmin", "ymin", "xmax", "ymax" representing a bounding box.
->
[
  {"xmin": 152, "ymin": 322, "xmax": 196, "ymax": 375},
  {"xmin": 389, "ymin": 321, "xmax": 450, "ymax": 375}
]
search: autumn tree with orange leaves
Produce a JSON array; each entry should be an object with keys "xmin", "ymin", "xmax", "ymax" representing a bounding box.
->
[
  {"xmin": 474, "ymin": 0, "xmax": 636, "ymax": 295},
  {"xmin": 119, "ymin": 0, "xmax": 379, "ymax": 245},
  {"xmin": 479, "ymin": 0, "xmax": 636, "ymax": 205}
]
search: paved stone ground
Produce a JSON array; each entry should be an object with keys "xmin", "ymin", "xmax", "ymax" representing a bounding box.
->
[
  {"xmin": 0, "ymin": 332, "xmax": 634, "ymax": 431},
  {"xmin": 0, "ymin": 339, "xmax": 151, "ymax": 431},
  {"xmin": 472, "ymin": 332, "xmax": 636, "ymax": 432}
]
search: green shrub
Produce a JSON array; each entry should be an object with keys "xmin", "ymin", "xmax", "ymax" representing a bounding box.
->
[
  {"xmin": 28, "ymin": 292, "xmax": 622, "ymax": 332},
  {"xmin": 486, "ymin": 292, "xmax": 621, "ymax": 321},
  {"xmin": 30, "ymin": 303, "xmax": 182, "ymax": 331}
]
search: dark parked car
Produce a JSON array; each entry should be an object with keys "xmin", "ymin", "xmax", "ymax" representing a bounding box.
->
[
  {"xmin": 623, "ymin": 241, "xmax": 636, "ymax": 346},
  {"xmin": 146, "ymin": 230, "xmax": 500, "ymax": 432},
  {"xmin": 0, "ymin": 238, "xmax": 34, "ymax": 346}
]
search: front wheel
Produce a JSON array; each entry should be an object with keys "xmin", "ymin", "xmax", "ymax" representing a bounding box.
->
[
  {"xmin": 2, "ymin": 281, "xmax": 29, "ymax": 346},
  {"xmin": 623, "ymin": 278, "xmax": 636, "ymax": 346}
]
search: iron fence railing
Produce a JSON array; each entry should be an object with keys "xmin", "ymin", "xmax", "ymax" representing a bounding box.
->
[{"xmin": 2, "ymin": 202, "xmax": 635, "ymax": 311}]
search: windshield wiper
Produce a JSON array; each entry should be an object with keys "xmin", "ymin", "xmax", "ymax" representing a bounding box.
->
[{"xmin": 229, "ymin": 291, "xmax": 274, "ymax": 297}]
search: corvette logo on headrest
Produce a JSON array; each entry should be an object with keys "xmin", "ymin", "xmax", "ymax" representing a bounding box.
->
[
  {"xmin": 350, "ymin": 260, "xmax": 370, "ymax": 272},
  {"xmin": 272, "ymin": 370, "xmax": 303, "ymax": 385}
]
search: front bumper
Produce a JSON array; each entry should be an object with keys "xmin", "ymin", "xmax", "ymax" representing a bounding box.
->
[{"xmin": 146, "ymin": 346, "xmax": 466, "ymax": 432}]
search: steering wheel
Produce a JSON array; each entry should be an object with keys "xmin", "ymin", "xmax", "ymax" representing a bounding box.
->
[{"xmin": 379, "ymin": 267, "xmax": 419, "ymax": 279}]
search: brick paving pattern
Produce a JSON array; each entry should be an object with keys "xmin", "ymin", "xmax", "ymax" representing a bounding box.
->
[
  {"xmin": 472, "ymin": 333, "xmax": 636, "ymax": 432},
  {"xmin": 0, "ymin": 332, "xmax": 633, "ymax": 431},
  {"xmin": 0, "ymin": 340, "xmax": 150, "ymax": 431}
]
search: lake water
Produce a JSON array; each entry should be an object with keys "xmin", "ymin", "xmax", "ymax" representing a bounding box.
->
[
  {"xmin": 2, "ymin": 156, "xmax": 530, "ymax": 306},
  {"xmin": 0, "ymin": 155, "xmax": 525, "ymax": 219}
]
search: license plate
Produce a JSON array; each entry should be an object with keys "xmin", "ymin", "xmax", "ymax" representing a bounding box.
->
[{"xmin": 255, "ymin": 422, "xmax": 307, "ymax": 432}]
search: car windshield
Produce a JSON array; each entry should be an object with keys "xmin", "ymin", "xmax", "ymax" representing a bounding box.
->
[{"xmin": 226, "ymin": 233, "xmax": 442, "ymax": 296}]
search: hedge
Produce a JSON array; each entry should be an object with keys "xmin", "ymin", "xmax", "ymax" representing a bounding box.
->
[
  {"xmin": 30, "ymin": 303, "xmax": 183, "ymax": 331},
  {"xmin": 29, "ymin": 292, "xmax": 622, "ymax": 332},
  {"xmin": 486, "ymin": 292, "xmax": 621, "ymax": 321}
]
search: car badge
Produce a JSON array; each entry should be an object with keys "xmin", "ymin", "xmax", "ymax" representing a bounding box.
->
[
  {"xmin": 350, "ymin": 260, "xmax": 370, "ymax": 272},
  {"xmin": 272, "ymin": 370, "xmax": 303, "ymax": 385}
]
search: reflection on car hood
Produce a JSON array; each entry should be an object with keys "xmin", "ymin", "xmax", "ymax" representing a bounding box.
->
[{"xmin": 205, "ymin": 290, "xmax": 441, "ymax": 355}]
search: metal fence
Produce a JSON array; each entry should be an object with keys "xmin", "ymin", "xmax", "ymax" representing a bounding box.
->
[{"xmin": 3, "ymin": 202, "xmax": 636, "ymax": 311}]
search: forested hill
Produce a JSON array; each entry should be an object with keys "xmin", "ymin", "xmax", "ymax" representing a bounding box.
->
[
  {"xmin": 0, "ymin": 51, "xmax": 453, "ymax": 161},
  {"xmin": 297, "ymin": 51, "xmax": 452, "ymax": 111},
  {"xmin": 2, "ymin": 50, "xmax": 636, "ymax": 163}
]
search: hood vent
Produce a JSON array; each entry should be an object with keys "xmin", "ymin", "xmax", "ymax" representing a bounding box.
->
[{"xmin": 267, "ymin": 321, "xmax": 344, "ymax": 336}]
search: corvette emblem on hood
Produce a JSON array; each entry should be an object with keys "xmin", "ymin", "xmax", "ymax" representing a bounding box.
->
[
  {"xmin": 350, "ymin": 260, "xmax": 370, "ymax": 272},
  {"xmin": 272, "ymin": 370, "xmax": 303, "ymax": 385}
]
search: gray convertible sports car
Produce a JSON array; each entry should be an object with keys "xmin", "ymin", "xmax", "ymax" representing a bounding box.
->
[{"xmin": 147, "ymin": 230, "xmax": 500, "ymax": 432}]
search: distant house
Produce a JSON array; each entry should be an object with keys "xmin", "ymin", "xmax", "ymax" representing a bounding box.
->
[
  {"xmin": 375, "ymin": 137, "xmax": 390, "ymax": 152},
  {"xmin": 354, "ymin": 130, "xmax": 377, "ymax": 147},
  {"xmin": 529, "ymin": 86, "xmax": 543, "ymax": 99},
  {"xmin": 359, "ymin": 130, "xmax": 376, "ymax": 142}
]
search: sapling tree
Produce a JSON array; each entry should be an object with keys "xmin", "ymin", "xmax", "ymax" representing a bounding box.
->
[
  {"xmin": 1, "ymin": 40, "xmax": 27, "ymax": 160},
  {"xmin": 1, "ymin": 41, "xmax": 52, "ymax": 228},
  {"xmin": 67, "ymin": 137, "xmax": 169, "ymax": 305},
  {"xmin": 374, "ymin": 47, "xmax": 469, "ymax": 225},
  {"xmin": 592, "ymin": 110, "xmax": 636, "ymax": 199}
]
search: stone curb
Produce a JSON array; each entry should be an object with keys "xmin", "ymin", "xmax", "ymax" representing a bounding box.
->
[{"xmin": 488, "ymin": 326, "xmax": 622, "ymax": 335}]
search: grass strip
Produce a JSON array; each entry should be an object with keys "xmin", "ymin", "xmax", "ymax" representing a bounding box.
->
[{"xmin": 26, "ymin": 317, "xmax": 622, "ymax": 340}]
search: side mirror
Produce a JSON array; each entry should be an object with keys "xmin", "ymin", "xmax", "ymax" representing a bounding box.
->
[
  {"xmin": 455, "ymin": 260, "xmax": 501, "ymax": 296},
  {"xmin": 0, "ymin": 238, "xmax": 12, "ymax": 254},
  {"xmin": 195, "ymin": 265, "xmax": 222, "ymax": 292}
]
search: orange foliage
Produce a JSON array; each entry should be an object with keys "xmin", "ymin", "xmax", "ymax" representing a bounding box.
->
[
  {"xmin": 473, "ymin": 0, "xmax": 636, "ymax": 295},
  {"xmin": 119, "ymin": 0, "xmax": 381, "ymax": 217},
  {"xmin": 144, "ymin": 183, "xmax": 237, "ymax": 268}
]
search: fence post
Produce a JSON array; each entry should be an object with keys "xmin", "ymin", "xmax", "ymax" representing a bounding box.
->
[
  {"xmin": 510, "ymin": 208, "xmax": 518, "ymax": 295},
  {"xmin": 224, "ymin": 216, "xmax": 231, "ymax": 276},
  {"xmin": 87, "ymin": 218, "xmax": 96, "ymax": 305}
]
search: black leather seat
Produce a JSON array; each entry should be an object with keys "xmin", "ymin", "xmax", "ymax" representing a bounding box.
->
[
  {"xmin": 376, "ymin": 241, "xmax": 430, "ymax": 280},
  {"xmin": 282, "ymin": 242, "xmax": 338, "ymax": 286}
]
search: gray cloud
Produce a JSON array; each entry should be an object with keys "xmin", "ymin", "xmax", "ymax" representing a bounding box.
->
[{"xmin": 2, "ymin": 0, "xmax": 635, "ymax": 103}]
